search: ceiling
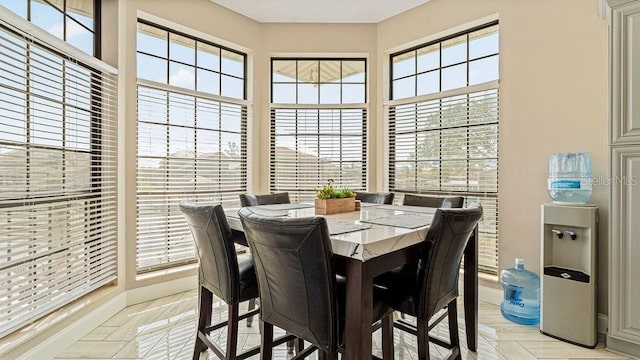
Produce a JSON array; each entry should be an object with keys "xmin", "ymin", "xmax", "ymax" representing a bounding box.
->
[{"xmin": 209, "ymin": 0, "xmax": 432, "ymax": 23}]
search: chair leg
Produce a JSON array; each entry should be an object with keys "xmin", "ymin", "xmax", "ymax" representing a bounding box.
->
[
  {"xmin": 295, "ymin": 338, "xmax": 304, "ymax": 355},
  {"xmin": 322, "ymin": 351, "xmax": 338, "ymax": 360},
  {"xmin": 193, "ymin": 286, "xmax": 212, "ymax": 360},
  {"xmin": 260, "ymin": 320, "xmax": 274, "ymax": 360},
  {"xmin": 226, "ymin": 303, "xmax": 239, "ymax": 360},
  {"xmin": 416, "ymin": 318, "xmax": 430, "ymax": 360},
  {"xmin": 287, "ymin": 336, "xmax": 294, "ymax": 354},
  {"xmin": 448, "ymin": 301, "xmax": 461, "ymax": 360},
  {"xmin": 246, "ymin": 298, "xmax": 256, "ymax": 327},
  {"xmin": 382, "ymin": 314, "xmax": 394, "ymax": 360}
]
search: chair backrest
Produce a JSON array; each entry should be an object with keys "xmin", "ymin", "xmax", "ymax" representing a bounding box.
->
[
  {"xmin": 355, "ymin": 191, "xmax": 394, "ymax": 205},
  {"xmin": 179, "ymin": 201, "xmax": 240, "ymax": 304},
  {"xmin": 417, "ymin": 203, "xmax": 483, "ymax": 319},
  {"xmin": 402, "ymin": 194, "xmax": 464, "ymax": 208},
  {"xmin": 238, "ymin": 207, "xmax": 338, "ymax": 353},
  {"xmin": 239, "ymin": 192, "xmax": 291, "ymax": 207}
]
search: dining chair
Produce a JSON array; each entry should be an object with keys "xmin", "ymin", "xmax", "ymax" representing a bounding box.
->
[
  {"xmin": 355, "ymin": 191, "xmax": 395, "ymax": 204},
  {"xmin": 238, "ymin": 207, "xmax": 395, "ymax": 360},
  {"xmin": 239, "ymin": 192, "xmax": 291, "ymax": 207},
  {"xmin": 237, "ymin": 191, "xmax": 289, "ymax": 328},
  {"xmin": 402, "ymin": 194, "xmax": 464, "ymax": 208},
  {"xmin": 237, "ymin": 191, "xmax": 297, "ymax": 350},
  {"xmin": 179, "ymin": 201, "xmax": 260, "ymax": 360},
  {"xmin": 374, "ymin": 203, "xmax": 483, "ymax": 360}
]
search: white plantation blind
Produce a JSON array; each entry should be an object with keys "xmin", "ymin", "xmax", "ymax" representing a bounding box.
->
[
  {"xmin": 389, "ymin": 84, "xmax": 499, "ymax": 272},
  {"xmin": 0, "ymin": 19, "xmax": 117, "ymax": 337},
  {"xmin": 136, "ymin": 83, "xmax": 247, "ymax": 271},
  {"xmin": 270, "ymin": 107, "xmax": 367, "ymax": 202}
]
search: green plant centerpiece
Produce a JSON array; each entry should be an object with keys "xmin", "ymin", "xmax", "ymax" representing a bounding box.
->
[{"xmin": 315, "ymin": 179, "xmax": 356, "ymax": 215}]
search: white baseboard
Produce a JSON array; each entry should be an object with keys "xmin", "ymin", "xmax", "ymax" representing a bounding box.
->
[
  {"xmin": 127, "ymin": 275, "xmax": 198, "ymax": 305},
  {"xmin": 478, "ymin": 285, "xmax": 609, "ymax": 336},
  {"xmin": 479, "ymin": 284, "xmax": 503, "ymax": 306},
  {"xmin": 607, "ymin": 336, "xmax": 640, "ymax": 358},
  {"xmin": 18, "ymin": 292, "xmax": 127, "ymax": 360},
  {"xmin": 14, "ymin": 277, "xmax": 198, "ymax": 360},
  {"xmin": 598, "ymin": 313, "xmax": 609, "ymax": 335}
]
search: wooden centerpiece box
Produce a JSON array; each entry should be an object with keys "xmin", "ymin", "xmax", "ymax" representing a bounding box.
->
[
  {"xmin": 314, "ymin": 179, "xmax": 356, "ymax": 215},
  {"xmin": 315, "ymin": 197, "xmax": 355, "ymax": 215}
]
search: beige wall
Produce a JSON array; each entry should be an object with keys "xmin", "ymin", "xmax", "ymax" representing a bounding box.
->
[
  {"xmin": 120, "ymin": 0, "xmax": 608, "ymax": 311},
  {"xmin": 377, "ymin": 0, "xmax": 608, "ymax": 313}
]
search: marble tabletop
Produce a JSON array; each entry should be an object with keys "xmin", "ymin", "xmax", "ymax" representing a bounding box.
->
[{"xmin": 225, "ymin": 204, "xmax": 434, "ymax": 261}]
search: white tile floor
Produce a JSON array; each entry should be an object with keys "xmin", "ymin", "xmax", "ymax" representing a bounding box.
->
[{"xmin": 55, "ymin": 290, "xmax": 632, "ymax": 360}]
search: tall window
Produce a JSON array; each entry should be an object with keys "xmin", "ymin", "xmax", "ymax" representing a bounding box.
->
[
  {"xmin": 270, "ymin": 58, "xmax": 367, "ymax": 201},
  {"xmin": 388, "ymin": 23, "xmax": 499, "ymax": 273},
  {"xmin": 136, "ymin": 21, "xmax": 247, "ymax": 272},
  {"xmin": 0, "ymin": 3, "xmax": 117, "ymax": 337},
  {"xmin": 0, "ymin": 0, "xmax": 99, "ymax": 56}
]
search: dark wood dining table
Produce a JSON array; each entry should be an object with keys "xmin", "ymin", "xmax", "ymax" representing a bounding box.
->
[{"xmin": 225, "ymin": 203, "xmax": 478, "ymax": 360}]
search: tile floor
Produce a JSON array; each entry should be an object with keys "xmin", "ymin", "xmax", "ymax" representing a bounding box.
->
[{"xmin": 55, "ymin": 290, "xmax": 632, "ymax": 360}]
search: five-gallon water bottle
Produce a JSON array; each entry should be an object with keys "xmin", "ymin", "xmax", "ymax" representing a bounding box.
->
[
  {"xmin": 548, "ymin": 152, "xmax": 592, "ymax": 204},
  {"xmin": 500, "ymin": 258, "xmax": 540, "ymax": 325}
]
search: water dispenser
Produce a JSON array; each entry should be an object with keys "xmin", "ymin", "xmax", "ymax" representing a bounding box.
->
[{"xmin": 540, "ymin": 203, "xmax": 598, "ymax": 347}]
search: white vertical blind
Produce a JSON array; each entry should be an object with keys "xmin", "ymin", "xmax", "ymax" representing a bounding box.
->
[{"xmin": 0, "ymin": 20, "xmax": 118, "ymax": 337}]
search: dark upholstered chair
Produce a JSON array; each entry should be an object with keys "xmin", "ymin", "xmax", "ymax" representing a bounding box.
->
[
  {"xmin": 179, "ymin": 201, "xmax": 260, "ymax": 360},
  {"xmin": 402, "ymin": 194, "xmax": 464, "ymax": 209},
  {"xmin": 238, "ymin": 208, "xmax": 394, "ymax": 359},
  {"xmin": 355, "ymin": 191, "xmax": 395, "ymax": 205},
  {"xmin": 374, "ymin": 203, "xmax": 483, "ymax": 360},
  {"xmin": 239, "ymin": 192, "xmax": 290, "ymax": 207}
]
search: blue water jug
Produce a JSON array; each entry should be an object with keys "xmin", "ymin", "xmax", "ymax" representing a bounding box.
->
[
  {"xmin": 500, "ymin": 258, "xmax": 540, "ymax": 325},
  {"xmin": 548, "ymin": 152, "xmax": 592, "ymax": 204}
]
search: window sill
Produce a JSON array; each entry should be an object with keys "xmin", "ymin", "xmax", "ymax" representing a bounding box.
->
[
  {"xmin": 479, "ymin": 271, "xmax": 500, "ymax": 288},
  {"xmin": 134, "ymin": 263, "xmax": 198, "ymax": 285},
  {"xmin": 0, "ymin": 285, "xmax": 122, "ymax": 359}
]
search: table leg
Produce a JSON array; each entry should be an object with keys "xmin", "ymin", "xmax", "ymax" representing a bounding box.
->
[
  {"xmin": 344, "ymin": 259, "xmax": 373, "ymax": 360},
  {"xmin": 463, "ymin": 225, "xmax": 479, "ymax": 351}
]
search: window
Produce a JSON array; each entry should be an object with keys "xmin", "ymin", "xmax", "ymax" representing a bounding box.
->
[
  {"xmin": 388, "ymin": 23, "xmax": 499, "ymax": 273},
  {"xmin": 0, "ymin": 4, "xmax": 116, "ymax": 337},
  {"xmin": 270, "ymin": 58, "xmax": 367, "ymax": 201},
  {"xmin": 136, "ymin": 21, "xmax": 247, "ymax": 272},
  {"xmin": 0, "ymin": 0, "xmax": 99, "ymax": 56}
]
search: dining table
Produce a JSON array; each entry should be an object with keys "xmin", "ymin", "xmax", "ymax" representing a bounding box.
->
[{"xmin": 225, "ymin": 202, "xmax": 479, "ymax": 360}]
